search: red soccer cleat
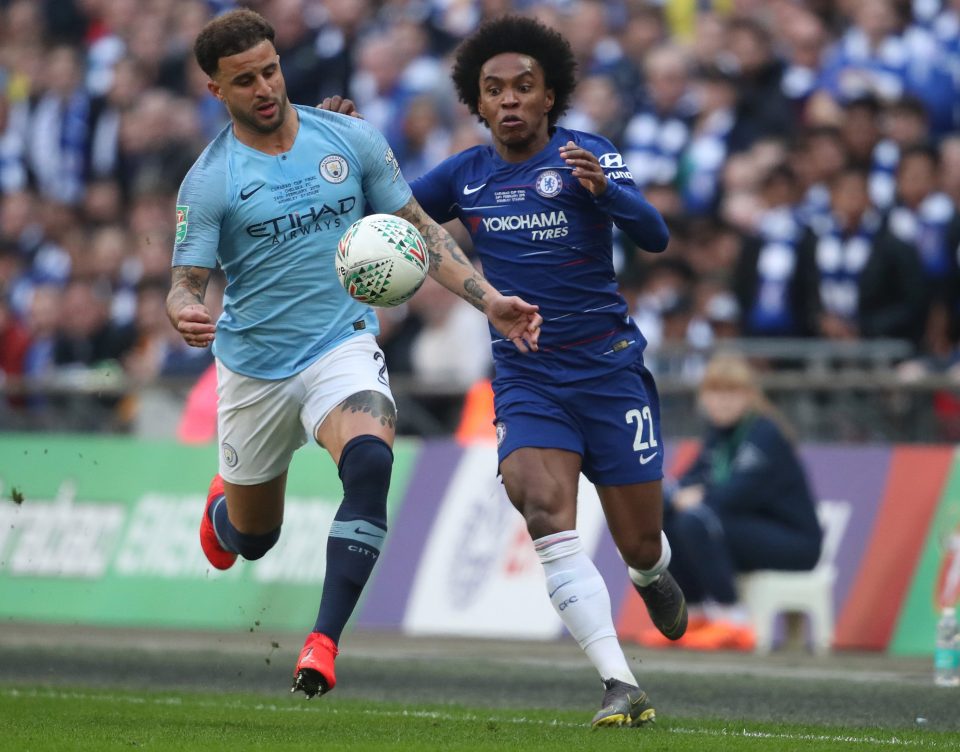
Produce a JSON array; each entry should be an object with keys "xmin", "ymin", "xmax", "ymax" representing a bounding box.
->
[
  {"xmin": 199, "ymin": 474, "xmax": 237, "ymax": 570},
  {"xmin": 291, "ymin": 632, "xmax": 339, "ymax": 698}
]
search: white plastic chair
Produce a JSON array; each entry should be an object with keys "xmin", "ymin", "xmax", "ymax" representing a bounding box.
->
[{"xmin": 737, "ymin": 500, "xmax": 850, "ymax": 654}]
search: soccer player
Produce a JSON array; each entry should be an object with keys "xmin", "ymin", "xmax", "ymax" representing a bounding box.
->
[
  {"xmin": 408, "ymin": 16, "xmax": 687, "ymax": 727},
  {"xmin": 167, "ymin": 9, "xmax": 541, "ymax": 701}
]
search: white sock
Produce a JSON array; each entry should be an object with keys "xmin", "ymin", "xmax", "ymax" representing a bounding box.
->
[
  {"xmin": 535, "ymin": 531, "xmax": 637, "ymax": 686},
  {"xmin": 627, "ymin": 531, "xmax": 672, "ymax": 587}
]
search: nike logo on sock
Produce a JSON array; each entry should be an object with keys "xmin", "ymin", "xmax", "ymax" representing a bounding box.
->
[
  {"xmin": 548, "ymin": 579, "xmax": 573, "ymax": 598},
  {"xmin": 354, "ymin": 527, "xmax": 384, "ymax": 539}
]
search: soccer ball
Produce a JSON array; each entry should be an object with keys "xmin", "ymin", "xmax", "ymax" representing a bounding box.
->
[{"xmin": 336, "ymin": 214, "xmax": 429, "ymax": 307}]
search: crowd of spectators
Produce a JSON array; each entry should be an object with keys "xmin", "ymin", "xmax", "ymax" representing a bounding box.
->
[{"xmin": 1, "ymin": 0, "xmax": 959, "ymax": 434}]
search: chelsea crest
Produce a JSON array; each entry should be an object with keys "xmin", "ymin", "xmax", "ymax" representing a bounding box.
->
[{"xmin": 535, "ymin": 169, "xmax": 563, "ymax": 198}]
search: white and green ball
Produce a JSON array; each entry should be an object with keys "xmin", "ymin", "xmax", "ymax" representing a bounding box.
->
[{"xmin": 336, "ymin": 214, "xmax": 429, "ymax": 307}]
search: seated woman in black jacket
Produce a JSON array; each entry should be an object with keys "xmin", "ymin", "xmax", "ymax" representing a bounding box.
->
[{"xmin": 640, "ymin": 352, "xmax": 822, "ymax": 651}]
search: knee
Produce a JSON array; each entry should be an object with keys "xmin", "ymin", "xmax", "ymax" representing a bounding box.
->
[
  {"xmin": 800, "ymin": 535, "xmax": 823, "ymax": 570},
  {"xmin": 524, "ymin": 506, "xmax": 563, "ymax": 541},
  {"xmin": 672, "ymin": 509, "xmax": 710, "ymax": 545},
  {"xmin": 620, "ymin": 530, "xmax": 663, "ymax": 571},
  {"xmin": 339, "ymin": 435, "xmax": 393, "ymax": 482},
  {"xmin": 339, "ymin": 435, "xmax": 393, "ymax": 516},
  {"xmin": 234, "ymin": 526, "xmax": 281, "ymax": 561},
  {"xmin": 508, "ymin": 481, "xmax": 567, "ymax": 541}
]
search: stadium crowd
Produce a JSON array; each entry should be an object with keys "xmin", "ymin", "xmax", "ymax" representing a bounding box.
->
[{"xmin": 1, "ymin": 0, "xmax": 959, "ymax": 433}]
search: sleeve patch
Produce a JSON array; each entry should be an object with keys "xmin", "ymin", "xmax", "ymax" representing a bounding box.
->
[
  {"xmin": 598, "ymin": 152, "xmax": 633, "ymax": 181},
  {"xmin": 175, "ymin": 205, "xmax": 189, "ymax": 243},
  {"xmin": 598, "ymin": 152, "xmax": 626, "ymax": 169},
  {"xmin": 384, "ymin": 147, "xmax": 400, "ymax": 181}
]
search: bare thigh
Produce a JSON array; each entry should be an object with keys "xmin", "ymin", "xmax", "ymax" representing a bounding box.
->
[
  {"xmin": 315, "ymin": 389, "xmax": 396, "ymax": 465},
  {"xmin": 500, "ymin": 447, "xmax": 582, "ymax": 540}
]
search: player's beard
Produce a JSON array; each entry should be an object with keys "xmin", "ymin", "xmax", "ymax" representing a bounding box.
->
[{"xmin": 232, "ymin": 91, "xmax": 289, "ymax": 134}]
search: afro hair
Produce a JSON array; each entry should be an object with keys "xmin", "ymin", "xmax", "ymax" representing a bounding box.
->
[{"xmin": 451, "ymin": 15, "xmax": 578, "ymax": 129}]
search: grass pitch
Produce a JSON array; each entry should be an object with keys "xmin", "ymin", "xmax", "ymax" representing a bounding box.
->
[
  {"xmin": 2, "ymin": 626, "xmax": 960, "ymax": 751},
  {"xmin": 4, "ymin": 687, "xmax": 959, "ymax": 752}
]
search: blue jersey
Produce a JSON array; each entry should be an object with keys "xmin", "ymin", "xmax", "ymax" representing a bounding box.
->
[
  {"xmin": 173, "ymin": 105, "xmax": 411, "ymax": 379},
  {"xmin": 411, "ymin": 126, "xmax": 668, "ymax": 383}
]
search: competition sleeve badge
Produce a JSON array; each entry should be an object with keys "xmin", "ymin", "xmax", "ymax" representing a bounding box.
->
[
  {"xmin": 384, "ymin": 147, "xmax": 401, "ymax": 181},
  {"xmin": 175, "ymin": 205, "xmax": 189, "ymax": 243}
]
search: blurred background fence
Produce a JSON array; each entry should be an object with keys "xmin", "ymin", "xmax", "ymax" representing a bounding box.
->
[{"xmin": 3, "ymin": 337, "xmax": 958, "ymax": 442}]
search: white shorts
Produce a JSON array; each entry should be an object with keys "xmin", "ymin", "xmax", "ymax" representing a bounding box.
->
[{"xmin": 215, "ymin": 334, "xmax": 394, "ymax": 485}]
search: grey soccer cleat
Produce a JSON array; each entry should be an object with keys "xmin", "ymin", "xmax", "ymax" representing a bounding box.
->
[
  {"xmin": 635, "ymin": 569, "xmax": 688, "ymax": 640},
  {"xmin": 591, "ymin": 678, "xmax": 656, "ymax": 728}
]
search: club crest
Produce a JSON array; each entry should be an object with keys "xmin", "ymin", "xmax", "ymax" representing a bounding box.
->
[
  {"xmin": 535, "ymin": 170, "xmax": 563, "ymax": 198},
  {"xmin": 320, "ymin": 154, "xmax": 349, "ymax": 183}
]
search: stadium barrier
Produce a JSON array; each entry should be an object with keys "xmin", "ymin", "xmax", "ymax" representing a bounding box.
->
[
  {"xmin": 1, "ymin": 434, "xmax": 958, "ymax": 655},
  {"xmin": 2, "ymin": 337, "xmax": 958, "ymax": 442}
]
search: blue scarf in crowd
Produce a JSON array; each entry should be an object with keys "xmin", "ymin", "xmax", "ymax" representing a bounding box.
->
[
  {"xmin": 814, "ymin": 210, "xmax": 882, "ymax": 322},
  {"xmin": 746, "ymin": 207, "xmax": 805, "ymax": 335},
  {"xmin": 887, "ymin": 192, "xmax": 956, "ymax": 279}
]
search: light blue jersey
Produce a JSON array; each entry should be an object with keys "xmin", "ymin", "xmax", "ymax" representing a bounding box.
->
[{"xmin": 173, "ymin": 105, "xmax": 411, "ymax": 379}]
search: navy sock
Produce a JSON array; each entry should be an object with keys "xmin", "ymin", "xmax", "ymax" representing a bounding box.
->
[
  {"xmin": 210, "ymin": 497, "xmax": 280, "ymax": 561},
  {"xmin": 314, "ymin": 435, "xmax": 392, "ymax": 643}
]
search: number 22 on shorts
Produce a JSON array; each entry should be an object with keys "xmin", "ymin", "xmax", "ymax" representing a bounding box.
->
[{"xmin": 626, "ymin": 407, "xmax": 659, "ymax": 464}]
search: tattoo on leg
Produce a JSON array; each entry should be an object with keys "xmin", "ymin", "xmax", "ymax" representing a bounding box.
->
[{"xmin": 340, "ymin": 391, "xmax": 397, "ymax": 428}]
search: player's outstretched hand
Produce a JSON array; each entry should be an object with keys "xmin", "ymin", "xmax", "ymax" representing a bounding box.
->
[
  {"xmin": 559, "ymin": 140, "xmax": 606, "ymax": 196},
  {"xmin": 489, "ymin": 295, "xmax": 542, "ymax": 353},
  {"xmin": 176, "ymin": 304, "xmax": 216, "ymax": 348},
  {"xmin": 317, "ymin": 96, "xmax": 363, "ymax": 119}
]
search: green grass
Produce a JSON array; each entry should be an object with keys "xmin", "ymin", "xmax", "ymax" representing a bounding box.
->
[{"xmin": 3, "ymin": 686, "xmax": 959, "ymax": 752}]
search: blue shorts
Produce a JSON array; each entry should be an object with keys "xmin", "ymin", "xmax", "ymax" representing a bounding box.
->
[{"xmin": 493, "ymin": 359, "xmax": 664, "ymax": 486}]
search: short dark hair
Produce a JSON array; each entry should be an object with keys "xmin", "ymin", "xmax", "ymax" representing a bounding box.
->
[
  {"xmin": 727, "ymin": 16, "xmax": 772, "ymax": 46},
  {"xmin": 898, "ymin": 141, "xmax": 939, "ymax": 167},
  {"xmin": 761, "ymin": 162, "xmax": 798, "ymax": 190},
  {"xmin": 829, "ymin": 161, "xmax": 870, "ymax": 188},
  {"xmin": 843, "ymin": 93, "xmax": 882, "ymax": 116},
  {"xmin": 194, "ymin": 9, "xmax": 275, "ymax": 77},
  {"xmin": 887, "ymin": 94, "xmax": 928, "ymax": 121},
  {"xmin": 451, "ymin": 15, "xmax": 577, "ymax": 129}
]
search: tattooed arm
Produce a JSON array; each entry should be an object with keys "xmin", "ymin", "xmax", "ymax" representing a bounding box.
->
[
  {"xmin": 392, "ymin": 196, "xmax": 542, "ymax": 352},
  {"xmin": 167, "ymin": 265, "xmax": 216, "ymax": 348}
]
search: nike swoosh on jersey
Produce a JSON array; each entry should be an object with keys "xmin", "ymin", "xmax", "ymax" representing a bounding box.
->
[
  {"xmin": 240, "ymin": 183, "xmax": 265, "ymax": 200},
  {"xmin": 639, "ymin": 452, "xmax": 658, "ymax": 465},
  {"xmin": 463, "ymin": 183, "xmax": 486, "ymax": 195}
]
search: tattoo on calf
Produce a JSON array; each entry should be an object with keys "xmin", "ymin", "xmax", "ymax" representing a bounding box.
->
[{"xmin": 341, "ymin": 391, "xmax": 397, "ymax": 428}]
